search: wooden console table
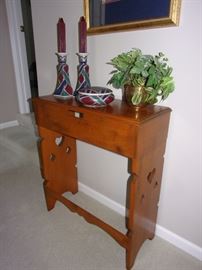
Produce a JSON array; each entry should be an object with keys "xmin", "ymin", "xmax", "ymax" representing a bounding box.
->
[{"xmin": 33, "ymin": 95, "xmax": 171, "ymax": 270}]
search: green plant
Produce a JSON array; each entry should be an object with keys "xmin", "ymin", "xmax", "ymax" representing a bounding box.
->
[{"xmin": 107, "ymin": 48, "xmax": 175, "ymax": 105}]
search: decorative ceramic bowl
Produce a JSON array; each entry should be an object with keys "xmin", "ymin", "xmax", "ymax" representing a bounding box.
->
[{"xmin": 76, "ymin": 87, "xmax": 114, "ymax": 107}]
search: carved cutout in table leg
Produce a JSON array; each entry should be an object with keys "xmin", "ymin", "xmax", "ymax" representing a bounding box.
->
[{"xmin": 147, "ymin": 168, "xmax": 156, "ymax": 184}]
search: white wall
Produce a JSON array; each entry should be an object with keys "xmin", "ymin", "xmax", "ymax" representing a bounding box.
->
[
  {"xmin": 31, "ymin": 0, "xmax": 202, "ymax": 249},
  {"xmin": 30, "ymin": 0, "xmax": 82, "ymax": 94},
  {"xmin": 0, "ymin": 0, "xmax": 19, "ymax": 123}
]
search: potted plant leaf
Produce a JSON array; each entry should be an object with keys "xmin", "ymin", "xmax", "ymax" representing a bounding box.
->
[{"xmin": 107, "ymin": 48, "xmax": 175, "ymax": 107}]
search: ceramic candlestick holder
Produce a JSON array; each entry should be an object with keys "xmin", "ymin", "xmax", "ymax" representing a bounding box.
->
[
  {"xmin": 53, "ymin": 52, "xmax": 73, "ymax": 99},
  {"xmin": 74, "ymin": 52, "xmax": 91, "ymax": 96}
]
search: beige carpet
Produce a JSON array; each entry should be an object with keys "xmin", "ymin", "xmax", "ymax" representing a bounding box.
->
[{"xmin": 0, "ymin": 125, "xmax": 201, "ymax": 270}]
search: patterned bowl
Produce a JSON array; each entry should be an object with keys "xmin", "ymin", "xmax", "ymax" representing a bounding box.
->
[{"xmin": 76, "ymin": 87, "xmax": 114, "ymax": 107}]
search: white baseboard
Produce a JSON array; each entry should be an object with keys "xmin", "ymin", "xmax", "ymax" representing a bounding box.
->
[
  {"xmin": 79, "ymin": 182, "xmax": 202, "ymax": 261},
  {"xmin": 0, "ymin": 120, "xmax": 19, "ymax": 130},
  {"xmin": 155, "ymin": 225, "xmax": 202, "ymax": 261},
  {"xmin": 79, "ymin": 182, "xmax": 125, "ymax": 216}
]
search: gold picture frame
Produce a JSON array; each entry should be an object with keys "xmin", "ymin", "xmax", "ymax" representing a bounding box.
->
[{"xmin": 84, "ymin": 0, "xmax": 181, "ymax": 35}]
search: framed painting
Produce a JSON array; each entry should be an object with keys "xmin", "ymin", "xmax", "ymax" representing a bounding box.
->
[{"xmin": 83, "ymin": 0, "xmax": 181, "ymax": 35}]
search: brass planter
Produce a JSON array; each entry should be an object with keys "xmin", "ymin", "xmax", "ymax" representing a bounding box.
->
[{"xmin": 124, "ymin": 84, "xmax": 147, "ymax": 108}]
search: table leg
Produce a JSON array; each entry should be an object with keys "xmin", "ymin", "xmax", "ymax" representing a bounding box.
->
[
  {"xmin": 43, "ymin": 180, "xmax": 57, "ymax": 211},
  {"xmin": 126, "ymin": 150, "xmax": 164, "ymax": 269},
  {"xmin": 38, "ymin": 127, "xmax": 78, "ymax": 211}
]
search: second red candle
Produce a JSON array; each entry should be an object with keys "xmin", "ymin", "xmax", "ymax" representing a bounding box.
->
[{"xmin": 79, "ymin": 16, "xmax": 87, "ymax": 53}]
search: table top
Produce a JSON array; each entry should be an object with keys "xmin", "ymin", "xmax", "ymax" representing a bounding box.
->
[{"xmin": 35, "ymin": 95, "xmax": 171, "ymax": 125}]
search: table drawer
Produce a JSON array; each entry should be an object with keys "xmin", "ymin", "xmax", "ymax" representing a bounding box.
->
[{"xmin": 34, "ymin": 99, "xmax": 136, "ymax": 157}]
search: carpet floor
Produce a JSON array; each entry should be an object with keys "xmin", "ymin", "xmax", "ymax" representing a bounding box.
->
[{"xmin": 0, "ymin": 125, "xmax": 201, "ymax": 270}]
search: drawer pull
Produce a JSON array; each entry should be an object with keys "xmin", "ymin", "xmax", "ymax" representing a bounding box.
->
[
  {"xmin": 66, "ymin": 146, "xmax": 71, "ymax": 154},
  {"xmin": 74, "ymin": 112, "xmax": 82, "ymax": 118},
  {"xmin": 55, "ymin": 136, "xmax": 63, "ymax": 146},
  {"xmin": 49, "ymin": 153, "xmax": 56, "ymax": 161}
]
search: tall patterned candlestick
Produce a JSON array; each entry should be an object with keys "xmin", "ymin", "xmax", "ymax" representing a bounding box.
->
[
  {"xmin": 53, "ymin": 52, "xmax": 73, "ymax": 98},
  {"xmin": 75, "ymin": 53, "xmax": 91, "ymax": 95},
  {"xmin": 53, "ymin": 18, "xmax": 73, "ymax": 98},
  {"xmin": 75, "ymin": 16, "xmax": 90, "ymax": 95}
]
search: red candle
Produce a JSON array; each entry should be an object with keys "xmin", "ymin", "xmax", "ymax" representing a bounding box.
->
[
  {"xmin": 57, "ymin": 18, "xmax": 66, "ymax": 52},
  {"xmin": 79, "ymin": 16, "xmax": 87, "ymax": 53}
]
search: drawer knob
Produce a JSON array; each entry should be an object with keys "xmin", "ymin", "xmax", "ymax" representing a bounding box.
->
[
  {"xmin": 74, "ymin": 112, "xmax": 81, "ymax": 118},
  {"xmin": 66, "ymin": 146, "xmax": 71, "ymax": 154},
  {"xmin": 49, "ymin": 153, "xmax": 56, "ymax": 161}
]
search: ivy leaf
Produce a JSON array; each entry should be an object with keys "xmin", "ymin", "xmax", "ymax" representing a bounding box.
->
[
  {"xmin": 109, "ymin": 70, "xmax": 118, "ymax": 75},
  {"xmin": 130, "ymin": 66, "xmax": 141, "ymax": 74},
  {"xmin": 142, "ymin": 70, "xmax": 149, "ymax": 77}
]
